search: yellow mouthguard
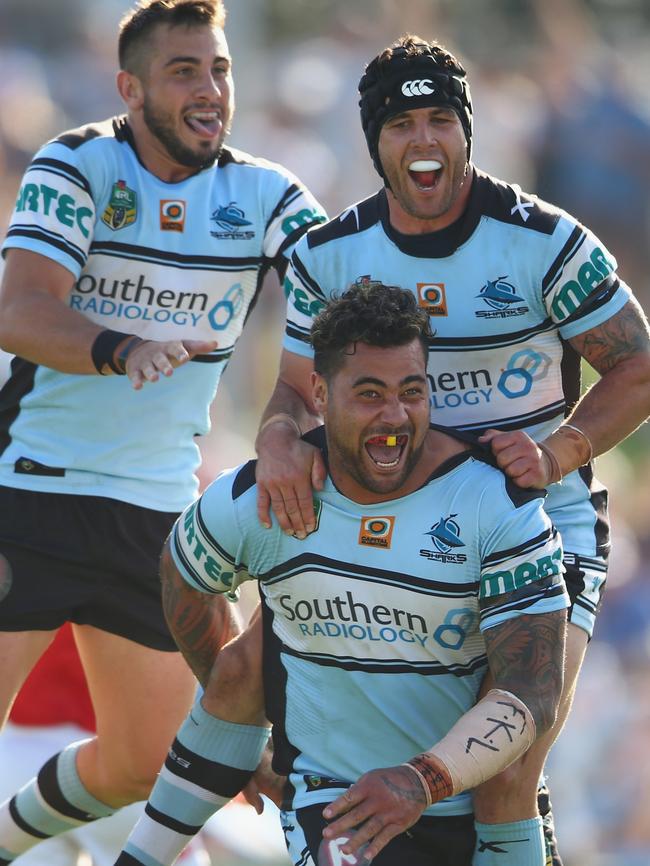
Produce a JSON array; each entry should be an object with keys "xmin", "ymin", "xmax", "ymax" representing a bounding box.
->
[{"xmin": 386, "ymin": 435, "xmax": 397, "ymax": 446}]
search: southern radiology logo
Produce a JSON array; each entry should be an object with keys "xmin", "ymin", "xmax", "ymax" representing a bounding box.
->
[
  {"xmin": 101, "ymin": 180, "xmax": 137, "ymax": 231},
  {"xmin": 358, "ymin": 516, "xmax": 395, "ymax": 549},
  {"xmin": 211, "ymin": 201, "xmax": 255, "ymax": 239},
  {"xmin": 475, "ymin": 275, "xmax": 528, "ymax": 318},
  {"xmin": 427, "ymin": 346, "xmax": 552, "ymax": 410},
  {"xmin": 70, "ymin": 274, "xmax": 247, "ymax": 332},
  {"xmin": 420, "ymin": 514, "xmax": 467, "ymax": 563}
]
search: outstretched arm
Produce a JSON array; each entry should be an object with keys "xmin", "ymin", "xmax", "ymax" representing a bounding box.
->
[
  {"xmin": 0, "ymin": 249, "xmax": 217, "ymax": 390},
  {"xmin": 321, "ymin": 609, "xmax": 566, "ymax": 862},
  {"xmin": 255, "ymin": 348, "xmax": 327, "ymax": 537}
]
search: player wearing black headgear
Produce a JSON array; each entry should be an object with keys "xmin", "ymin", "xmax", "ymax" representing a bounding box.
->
[
  {"xmin": 254, "ymin": 30, "xmax": 650, "ymax": 866},
  {"xmin": 359, "ymin": 35, "xmax": 473, "ymax": 181}
]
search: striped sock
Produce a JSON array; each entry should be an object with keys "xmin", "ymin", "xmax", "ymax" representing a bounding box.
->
[
  {"xmin": 474, "ymin": 818, "xmax": 545, "ymax": 865},
  {"xmin": 0, "ymin": 739, "xmax": 115, "ymax": 863},
  {"xmin": 115, "ymin": 698, "xmax": 270, "ymax": 866}
]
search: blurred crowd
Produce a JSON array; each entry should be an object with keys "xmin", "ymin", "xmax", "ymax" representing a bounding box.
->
[{"xmin": 1, "ymin": 0, "xmax": 650, "ymax": 864}]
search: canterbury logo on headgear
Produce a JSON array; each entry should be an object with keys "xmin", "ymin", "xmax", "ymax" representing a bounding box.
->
[{"xmin": 401, "ymin": 79, "xmax": 435, "ymax": 97}]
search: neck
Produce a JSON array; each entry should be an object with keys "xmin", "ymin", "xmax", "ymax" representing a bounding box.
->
[{"xmin": 386, "ymin": 166, "xmax": 473, "ymax": 235}]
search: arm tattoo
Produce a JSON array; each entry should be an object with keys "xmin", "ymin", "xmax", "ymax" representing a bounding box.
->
[
  {"xmin": 160, "ymin": 543, "xmax": 238, "ymax": 686},
  {"xmin": 571, "ymin": 299, "xmax": 650, "ymax": 375},
  {"xmin": 483, "ymin": 609, "xmax": 566, "ymax": 733},
  {"xmin": 380, "ymin": 768, "xmax": 430, "ymax": 806}
]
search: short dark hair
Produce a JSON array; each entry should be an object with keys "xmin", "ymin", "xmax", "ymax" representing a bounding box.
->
[
  {"xmin": 311, "ymin": 279, "xmax": 432, "ymax": 380},
  {"xmin": 118, "ymin": 0, "xmax": 226, "ymax": 75},
  {"xmin": 359, "ymin": 34, "xmax": 472, "ymax": 180}
]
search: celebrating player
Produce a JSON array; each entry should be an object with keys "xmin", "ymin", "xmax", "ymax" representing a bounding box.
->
[
  {"xmin": 254, "ymin": 35, "xmax": 650, "ymax": 865},
  {"xmin": 0, "ymin": 2, "xmax": 324, "ymax": 861},
  {"xmin": 114, "ymin": 282, "xmax": 568, "ymax": 866}
]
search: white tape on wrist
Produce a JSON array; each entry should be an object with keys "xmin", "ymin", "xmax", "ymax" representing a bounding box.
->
[{"xmin": 427, "ymin": 688, "xmax": 535, "ymax": 795}]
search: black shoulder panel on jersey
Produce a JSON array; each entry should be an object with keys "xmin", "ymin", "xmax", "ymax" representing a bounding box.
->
[
  {"xmin": 474, "ymin": 169, "xmax": 561, "ymax": 236},
  {"xmin": 54, "ymin": 118, "xmax": 116, "ymax": 151},
  {"xmin": 467, "ymin": 445, "xmax": 547, "ymax": 508},
  {"xmin": 232, "ymin": 460, "xmax": 257, "ymax": 500},
  {"xmin": 307, "ymin": 193, "xmax": 382, "ymax": 249},
  {"xmin": 218, "ymin": 146, "xmax": 269, "ymax": 168},
  {"xmin": 503, "ymin": 475, "xmax": 547, "ymax": 508},
  {"xmin": 302, "ymin": 425, "xmax": 327, "ymax": 450},
  {"xmin": 218, "ymin": 147, "xmax": 242, "ymax": 167}
]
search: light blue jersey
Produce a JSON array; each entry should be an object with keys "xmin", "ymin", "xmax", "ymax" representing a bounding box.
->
[
  {"xmin": 282, "ymin": 170, "xmax": 627, "ymax": 565},
  {"xmin": 0, "ymin": 117, "xmax": 325, "ymax": 510},
  {"xmin": 171, "ymin": 432, "xmax": 569, "ymax": 816}
]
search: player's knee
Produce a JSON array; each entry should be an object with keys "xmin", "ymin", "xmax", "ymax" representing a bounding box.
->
[{"xmin": 94, "ymin": 742, "xmax": 174, "ymax": 805}]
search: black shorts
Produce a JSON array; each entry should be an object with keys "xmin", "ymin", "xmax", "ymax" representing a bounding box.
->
[
  {"xmin": 284, "ymin": 803, "xmax": 475, "ymax": 866},
  {"xmin": 0, "ymin": 486, "xmax": 180, "ymax": 651}
]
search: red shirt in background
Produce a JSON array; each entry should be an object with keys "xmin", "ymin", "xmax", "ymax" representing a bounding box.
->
[{"xmin": 9, "ymin": 623, "xmax": 95, "ymax": 732}]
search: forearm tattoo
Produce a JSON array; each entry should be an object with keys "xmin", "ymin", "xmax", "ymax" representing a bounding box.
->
[
  {"xmin": 160, "ymin": 544, "xmax": 237, "ymax": 686},
  {"xmin": 483, "ymin": 609, "xmax": 566, "ymax": 732},
  {"xmin": 381, "ymin": 767, "xmax": 430, "ymax": 807}
]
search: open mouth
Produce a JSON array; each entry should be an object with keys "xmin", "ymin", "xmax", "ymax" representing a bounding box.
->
[
  {"xmin": 407, "ymin": 159, "xmax": 442, "ymax": 191},
  {"xmin": 365, "ymin": 433, "xmax": 409, "ymax": 468},
  {"xmin": 185, "ymin": 109, "xmax": 222, "ymax": 139}
]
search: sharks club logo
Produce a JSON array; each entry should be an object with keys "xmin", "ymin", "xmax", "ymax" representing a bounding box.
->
[
  {"xmin": 210, "ymin": 202, "xmax": 255, "ymax": 239},
  {"xmin": 475, "ymin": 276, "xmax": 528, "ymax": 319},
  {"xmin": 420, "ymin": 514, "xmax": 467, "ymax": 563}
]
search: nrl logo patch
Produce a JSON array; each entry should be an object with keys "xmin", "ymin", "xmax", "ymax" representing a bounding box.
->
[{"xmin": 101, "ymin": 180, "xmax": 137, "ymax": 231}]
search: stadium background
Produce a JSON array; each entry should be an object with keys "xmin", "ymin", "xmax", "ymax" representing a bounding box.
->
[{"xmin": 1, "ymin": 0, "xmax": 650, "ymax": 864}]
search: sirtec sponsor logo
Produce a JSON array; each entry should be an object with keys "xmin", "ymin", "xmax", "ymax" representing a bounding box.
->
[{"xmin": 15, "ymin": 181, "xmax": 93, "ymax": 237}]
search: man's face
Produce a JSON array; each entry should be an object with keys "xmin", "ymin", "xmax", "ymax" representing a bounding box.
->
[
  {"xmin": 135, "ymin": 23, "xmax": 234, "ymax": 175},
  {"xmin": 313, "ymin": 340, "xmax": 431, "ymax": 503},
  {"xmin": 378, "ymin": 106, "xmax": 470, "ymax": 233}
]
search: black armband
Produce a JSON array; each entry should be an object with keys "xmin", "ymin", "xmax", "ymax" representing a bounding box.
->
[{"xmin": 91, "ymin": 329, "xmax": 134, "ymax": 375}]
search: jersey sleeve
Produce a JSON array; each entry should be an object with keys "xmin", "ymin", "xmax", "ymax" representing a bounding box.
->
[
  {"xmin": 262, "ymin": 170, "xmax": 326, "ymax": 274},
  {"xmin": 478, "ymin": 489, "xmax": 569, "ymax": 632},
  {"xmin": 542, "ymin": 218, "xmax": 632, "ymax": 340},
  {"xmin": 282, "ymin": 239, "xmax": 328, "ymax": 357},
  {"xmin": 169, "ymin": 467, "xmax": 253, "ymax": 597},
  {"xmin": 2, "ymin": 138, "xmax": 95, "ymax": 277}
]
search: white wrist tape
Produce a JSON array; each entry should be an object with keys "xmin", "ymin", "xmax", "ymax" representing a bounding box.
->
[{"xmin": 428, "ymin": 688, "xmax": 536, "ymax": 795}]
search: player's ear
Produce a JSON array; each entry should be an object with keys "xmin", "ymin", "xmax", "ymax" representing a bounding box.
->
[
  {"xmin": 117, "ymin": 70, "xmax": 145, "ymax": 110},
  {"xmin": 311, "ymin": 371, "xmax": 328, "ymax": 413}
]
